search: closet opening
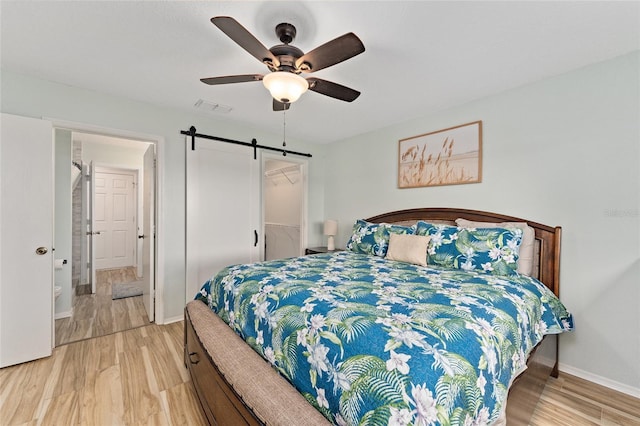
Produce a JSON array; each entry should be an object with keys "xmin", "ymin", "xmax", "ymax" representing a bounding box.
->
[{"xmin": 263, "ymin": 155, "xmax": 308, "ymax": 261}]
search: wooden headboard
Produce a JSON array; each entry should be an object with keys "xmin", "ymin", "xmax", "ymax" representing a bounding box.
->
[{"xmin": 365, "ymin": 208, "xmax": 562, "ymax": 297}]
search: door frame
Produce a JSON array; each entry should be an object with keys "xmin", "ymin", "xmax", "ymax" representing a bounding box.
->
[
  {"xmin": 48, "ymin": 118, "xmax": 166, "ymax": 324},
  {"xmin": 261, "ymin": 152, "xmax": 309, "ymax": 258}
]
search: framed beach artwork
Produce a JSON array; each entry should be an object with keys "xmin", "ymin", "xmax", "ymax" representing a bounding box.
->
[{"xmin": 398, "ymin": 120, "xmax": 482, "ymax": 188}]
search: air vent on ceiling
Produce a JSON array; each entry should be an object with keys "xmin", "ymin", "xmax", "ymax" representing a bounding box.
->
[{"xmin": 194, "ymin": 99, "xmax": 232, "ymax": 114}]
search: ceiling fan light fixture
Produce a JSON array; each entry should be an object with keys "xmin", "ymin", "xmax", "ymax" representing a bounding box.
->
[{"xmin": 263, "ymin": 72, "xmax": 308, "ymax": 103}]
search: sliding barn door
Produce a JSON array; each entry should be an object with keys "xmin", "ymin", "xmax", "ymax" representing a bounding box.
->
[{"xmin": 186, "ymin": 139, "xmax": 261, "ymax": 301}]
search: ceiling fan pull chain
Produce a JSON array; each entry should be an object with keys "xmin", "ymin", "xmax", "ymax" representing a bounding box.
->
[{"xmin": 282, "ymin": 110, "xmax": 287, "ymax": 156}]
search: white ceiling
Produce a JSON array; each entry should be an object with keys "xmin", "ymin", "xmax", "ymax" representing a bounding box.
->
[{"xmin": 1, "ymin": 1, "xmax": 638, "ymax": 144}]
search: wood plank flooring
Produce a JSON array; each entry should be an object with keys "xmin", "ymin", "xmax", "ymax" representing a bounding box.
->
[
  {"xmin": 0, "ymin": 322, "xmax": 207, "ymax": 426},
  {"xmin": 55, "ymin": 268, "xmax": 149, "ymax": 346},
  {"xmin": 532, "ymin": 374, "xmax": 640, "ymax": 425},
  {"xmin": 1, "ymin": 321, "xmax": 638, "ymax": 425}
]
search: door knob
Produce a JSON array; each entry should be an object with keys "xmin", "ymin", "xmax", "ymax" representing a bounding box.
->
[
  {"xmin": 138, "ymin": 234, "xmax": 146, "ymax": 239},
  {"xmin": 35, "ymin": 247, "xmax": 48, "ymax": 255}
]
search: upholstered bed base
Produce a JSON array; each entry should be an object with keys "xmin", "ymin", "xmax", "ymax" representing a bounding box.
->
[{"xmin": 185, "ymin": 299, "xmax": 330, "ymax": 426}]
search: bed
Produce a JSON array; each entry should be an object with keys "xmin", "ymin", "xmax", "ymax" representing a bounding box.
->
[{"xmin": 184, "ymin": 208, "xmax": 573, "ymax": 425}]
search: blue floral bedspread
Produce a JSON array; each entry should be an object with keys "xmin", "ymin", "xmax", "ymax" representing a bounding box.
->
[{"xmin": 195, "ymin": 251, "xmax": 573, "ymax": 426}]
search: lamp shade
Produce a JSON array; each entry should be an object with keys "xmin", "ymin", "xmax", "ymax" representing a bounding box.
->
[
  {"xmin": 263, "ymin": 71, "xmax": 309, "ymax": 103},
  {"xmin": 323, "ymin": 219, "xmax": 338, "ymax": 236}
]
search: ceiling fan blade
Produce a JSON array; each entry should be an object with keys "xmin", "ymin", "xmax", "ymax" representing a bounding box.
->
[
  {"xmin": 306, "ymin": 77, "xmax": 361, "ymax": 102},
  {"xmin": 296, "ymin": 33, "xmax": 365, "ymax": 73},
  {"xmin": 200, "ymin": 74, "xmax": 263, "ymax": 85},
  {"xmin": 273, "ymin": 99, "xmax": 291, "ymax": 111},
  {"xmin": 211, "ymin": 16, "xmax": 279, "ymax": 68}
]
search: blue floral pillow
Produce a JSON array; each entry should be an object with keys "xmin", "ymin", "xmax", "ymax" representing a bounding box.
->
[
  {"xmin": 346, "ymin": 220, "xmax": 414, "ymax": 257},
  {"xmin": 415, "ymin": 221, "xmax": 523, "ymax": 276}
]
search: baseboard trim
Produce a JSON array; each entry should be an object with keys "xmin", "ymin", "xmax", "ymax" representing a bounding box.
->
[
  {"xmin": 162, "ymin": 314, "xmax": 184, "ymax": 325},
  {"xmin": 54, "ymin": 309, "xmax": 73, "ymax": 320},
  {"xmin": 559, "ymin": 363, "xmax": 640, "ymax": 398}
]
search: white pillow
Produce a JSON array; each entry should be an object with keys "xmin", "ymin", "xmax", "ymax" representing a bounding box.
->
[
  {"xmin": 455, "ymin": 218, "xmax": 535, "ymax": 276},
  {"xmin": 385, "ymin": 233, "xmax": 430, "ymax": 266}
]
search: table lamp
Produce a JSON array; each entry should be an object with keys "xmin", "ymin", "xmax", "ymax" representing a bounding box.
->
[{"xmin": 323, "ymin": 220, "xmax": 338, "ymax": 251}]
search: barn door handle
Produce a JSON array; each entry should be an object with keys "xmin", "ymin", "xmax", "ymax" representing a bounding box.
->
[
  {"xmin": 254, "ymin": 230, "xmax": 258, "ymax": 247},
  {"xmin": 188, "ymin": 352, "xmax": 200, "ymax": 365}
]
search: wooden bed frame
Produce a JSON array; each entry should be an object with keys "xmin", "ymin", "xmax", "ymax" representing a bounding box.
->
[{"xmin": 184, "ymin": 208, "xmax": 562, "ymax": 425}]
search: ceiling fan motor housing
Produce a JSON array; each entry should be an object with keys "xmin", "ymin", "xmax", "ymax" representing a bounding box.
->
[
  {"xmin": 269, "ymin": 44, "xmax": 304, "ymax": 72},
  {"xmin": 275, "ymin": 23, "xmax": 296, "ymax": 44}
]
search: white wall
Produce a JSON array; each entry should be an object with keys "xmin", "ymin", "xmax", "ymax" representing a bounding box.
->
[
  {"xmin": 0, "ymin": 70, "xmax": 327, "ymax": 321},
  {"xmin": 324, "ymin": 51, "xmax": 640, "ymax": 394},
  {"xmin": 80, "ymin": 136, "xmax": 149, "ymax": 170}
]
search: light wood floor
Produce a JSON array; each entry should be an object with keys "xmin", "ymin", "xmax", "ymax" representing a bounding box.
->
[
  {"xmin": 0, "ymin": 322, "xmax": 207, "ymax": 426},
  {"xmin": 1, "ymin": 320, "xmax": 639, "ymax": 426},
  {"xmin": 55, "ymin": 267, "xmax": 150, "ymax": 346},
  {"xmin": 532, "ymin": 374, "xmax": 640, "ymax": 425}
]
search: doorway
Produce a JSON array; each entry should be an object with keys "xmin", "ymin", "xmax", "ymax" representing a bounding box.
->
[
  {"xmin": 263, "ymin": 155, "xmax": 308, "ymax": 260},
  {"xmin": 54, "ymin": 130, "xmax": 156, "ymax": 346}
]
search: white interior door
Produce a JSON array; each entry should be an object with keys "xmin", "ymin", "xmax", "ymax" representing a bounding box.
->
[
  {"xmin": 186, "ymin": 139, "xmax": 260, "ymax": 301},
  {"xmin": 90, "ymin": 161, "xmax": 97, "ymax": 293},
  {"xmin": 93, "ymin": 168, "xmax": 136, "ymax": 270},
  {"xmin": 0, "ymin": 113, "xmax": 53, "ymax": 367},
  {"xmin": 80, "ymin": 162, "xmax": 90, "ymax": 287},
  {"xmin": 141, "ymin": 145, "xmax": 155, "ymax": 321}
]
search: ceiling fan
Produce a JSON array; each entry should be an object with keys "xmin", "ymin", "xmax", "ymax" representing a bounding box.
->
[{"xmin": 201, "ymin": 16, "xmax": 365, "ymax": 111}]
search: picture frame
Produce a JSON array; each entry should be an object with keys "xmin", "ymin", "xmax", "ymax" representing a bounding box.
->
[{"xmin": 398, "ymin": 120, "xmax": 482, "ymax": 188}]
